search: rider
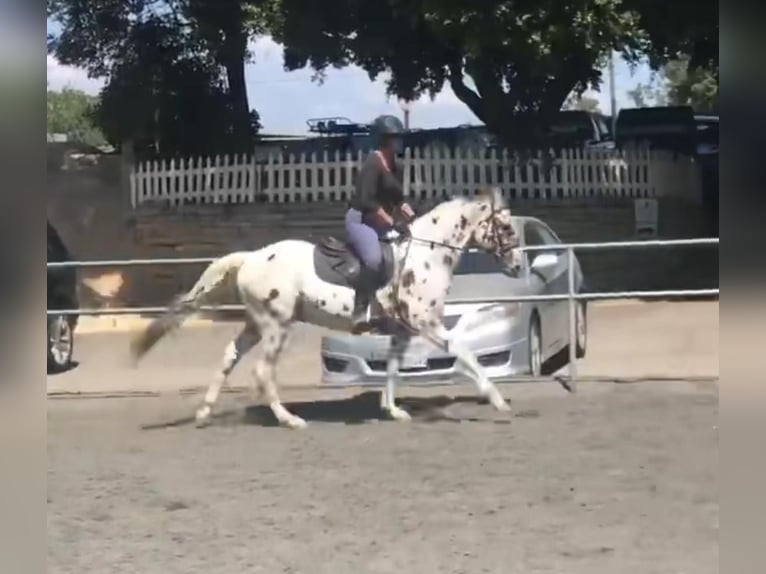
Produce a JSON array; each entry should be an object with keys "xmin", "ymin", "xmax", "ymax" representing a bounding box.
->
[{"xmin": 346, "ymin": 114, "xmax": 415, "ymax": 331}]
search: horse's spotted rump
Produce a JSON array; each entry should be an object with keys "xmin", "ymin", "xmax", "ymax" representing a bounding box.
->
[
  {"xmin": 268, "ymin": 289, "xmax": 279, "ymax": 300},
  {"xmin": 443, "ymin": 255, "xmax": 453, "ymax": 267}
]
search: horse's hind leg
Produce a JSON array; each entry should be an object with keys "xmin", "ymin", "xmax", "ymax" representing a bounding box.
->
[
  {"xmin": 252, "ymin": 320, "xmax": 307, "ymax": 429},
  {"xmin": 195, "ymin": 323, "xmax": 260, "ymax": 427}
]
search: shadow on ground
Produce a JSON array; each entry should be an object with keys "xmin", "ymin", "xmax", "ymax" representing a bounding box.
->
[{"xmin": 142, "ymin": 391, "xmax": 540, "ymax": 430}]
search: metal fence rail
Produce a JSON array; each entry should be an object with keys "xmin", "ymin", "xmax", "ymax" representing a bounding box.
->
[{"xmin": 47, "ymin": 237, "xmax": 719, "ymax": 390}]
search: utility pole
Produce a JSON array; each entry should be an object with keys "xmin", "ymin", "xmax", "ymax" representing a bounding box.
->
[
  {"xmin": 399, "ymin": 100, "xmax": 412, "ymax": 129},
  {"xmin": 608, "ymin": 51, "xmax": 617, "ymax": 136}
]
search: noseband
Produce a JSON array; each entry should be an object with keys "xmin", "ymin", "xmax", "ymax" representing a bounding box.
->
[{"xmin": 392, "ymin": 198, "xmax": 517, "ymax": 260}]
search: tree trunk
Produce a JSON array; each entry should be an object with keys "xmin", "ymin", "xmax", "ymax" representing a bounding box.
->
[
  {"xmin": 222, "ymin": 31, "xmax": 253, "ymax": 150},
  {"xmin": 224, "ymin": 54, "xmax": 252, "ymax": 149},
  {"xmin": 449, "ymin": 65, "xmax": 578, "ymax": 150}
]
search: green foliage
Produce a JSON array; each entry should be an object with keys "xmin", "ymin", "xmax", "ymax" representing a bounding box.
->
[
  {"xmin": 273, "ymin": 0, "xmax": 645, "ymax": 146},
  {"xmin": 663, "ymin": 59, "xmax": 718, "ymax": 112},
  {"xmin": 47, "ymin": 0, "xmax": 717, "ymax": 152},
  {"xmin": 627, "ymin": 57, "xmax": 718, "ymax": 112},
  {"xmin": 624, "ymin": 0, "xmax": 718, "ymax": 71},
  {"xmin": 626, "ymin": 72, "xmax": 669, "ymax": 108},
  {"xmin": 47, "ymin": 0, "xmax": 265, "ymax": 157},
  {"xmin": 46, "ymin": 87, "xmax": 107, "ymax": 147}
]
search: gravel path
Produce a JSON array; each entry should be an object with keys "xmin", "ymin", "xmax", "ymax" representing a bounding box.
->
[{"xmin": 48, "ymin": 381, "xmax": 718, "ymax": 574}]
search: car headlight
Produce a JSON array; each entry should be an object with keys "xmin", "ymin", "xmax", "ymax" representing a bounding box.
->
[{"xmin": 460, "ymin": 303, "xmax": 519, "ymax": 331}]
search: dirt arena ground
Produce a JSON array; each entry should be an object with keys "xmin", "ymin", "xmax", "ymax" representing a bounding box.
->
[{"xmin": 48, "ymin": 301, "xmax": 718, "ymax": 573}]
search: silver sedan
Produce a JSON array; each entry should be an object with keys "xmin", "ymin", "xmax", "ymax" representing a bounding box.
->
[{"xmin": 320, "ymin": 216, "xmax": 588, "ymax": 386}]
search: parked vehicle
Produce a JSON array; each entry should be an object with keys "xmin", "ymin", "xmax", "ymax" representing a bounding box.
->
[
  {"xmin": 47, "ymin": 221, "xmax": 79, "ymax": 373},
  {"xmin": 549, "ymin": 110, "xmax": 614, "ymax": 150},
  {"xmin": 615, "ymin": 105, "xmax": 698, "ymax": 155},
  {"xmin": 320, "ymin": 216, "xmax": 587, "ymax": 386}
]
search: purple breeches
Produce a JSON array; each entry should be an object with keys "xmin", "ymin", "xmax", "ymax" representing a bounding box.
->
[{"xmin": 345, "ymin": 208, "xmax": 384, "ymax": 271}]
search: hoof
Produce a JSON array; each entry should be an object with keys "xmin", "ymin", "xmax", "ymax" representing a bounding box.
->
[
  {"xmin": 195, "ymin": 406, "xmax": 212, "ymax": 427},
  {"xmin": 285, "ymin": 417, "xmax": 308, "ymax": 430},
  {"xmin": 494, "ymin": 400, "xmax": 512, "ymax": 412},
  {"xmin": 387, "ymin": 406, "xmax": 412, "ymax": 421},
  {"xmin": 487, "ymin": 390, "xmax": 511, "ymax": 412}
]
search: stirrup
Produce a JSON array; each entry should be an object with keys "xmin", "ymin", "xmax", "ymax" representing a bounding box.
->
[{"xmin": 351, "ymin": 315, "xmax": 386, "ymax": 335}]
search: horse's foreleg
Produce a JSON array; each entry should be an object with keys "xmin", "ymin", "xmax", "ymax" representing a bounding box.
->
[
  {"xmin": 422, "ymin": 326, "xmax": 510, "ymax": 412},
  {"xmin": 381, "ymin": 332, "xmax": 411, "ymax": 421},
  {"xmin": 196, "ymin": 325, "xmax": 260, "ymax": 427},
  {"xmin": 254, "ymin": 323, "xmax": 307, "ymax": 429}
]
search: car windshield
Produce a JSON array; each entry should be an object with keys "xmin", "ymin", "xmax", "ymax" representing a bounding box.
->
[{"xmin": 454, "ymin": 251, "xmax": 503, "ymax": 275}]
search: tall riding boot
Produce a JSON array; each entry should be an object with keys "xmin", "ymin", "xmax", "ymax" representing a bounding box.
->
[
  {"xmin": 350, "ymin": 266, "xmax": 381, "ymax": 334},
  {"xmin": 350, "ymin": 291, "xmax": 371, "ymax": 334}
]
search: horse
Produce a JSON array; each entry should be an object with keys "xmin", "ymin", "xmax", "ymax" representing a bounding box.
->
[{"xmin": 130, "ymin": 186, "xmax": 522, "ymax": 429}]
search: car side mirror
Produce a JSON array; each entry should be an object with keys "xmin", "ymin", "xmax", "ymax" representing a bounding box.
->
[{"xmin": 530, "ymin": 253, "xmax": 559, "ymax": 271}]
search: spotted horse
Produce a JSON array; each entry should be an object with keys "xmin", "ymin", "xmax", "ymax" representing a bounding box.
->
[{"xmin": 130, "ymin": 187, "xmax": 522, "ymax": 429}]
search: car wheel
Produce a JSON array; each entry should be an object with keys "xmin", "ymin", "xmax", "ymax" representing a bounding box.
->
[
  {"xmin": 528, "ymin": 315, "xmax": 542, "ymax": 378},
  {"xmin": 48, "ymin": 315, "xmax": 74, "ymax": 373},
  {"xmin": 575, "ymin": 301, "xmax": 587, "ymax": 359}
]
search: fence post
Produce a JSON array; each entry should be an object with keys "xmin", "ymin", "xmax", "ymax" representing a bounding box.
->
[
  {"xmin": 122, "ymin": 139, "xmax": 136, "ymax": 209},
  {"xmin": 567, "ymin": 247, "xmax": 578, "ymax": 392}
]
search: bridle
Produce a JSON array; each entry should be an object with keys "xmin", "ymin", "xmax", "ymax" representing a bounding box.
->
[
  {"xmin": 392, "ymin": 195, "xmax": 518, "ymax": 262},
  {"xmin": 384, "ymin": 197, "xmax": 518, "ymax": 334}
]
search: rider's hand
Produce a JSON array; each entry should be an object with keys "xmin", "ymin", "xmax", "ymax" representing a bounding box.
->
[
  {"xmin": 399, "ymin": 202, "xmax": 415, "ymax": 222},
  {"xmin": 374, "ymin": 207, "xmax": 395, "ymax": 227}
]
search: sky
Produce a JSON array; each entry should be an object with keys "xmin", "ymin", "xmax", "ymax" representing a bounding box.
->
[{"xmin": 47, "ymin": 32, "xmax": 654, "ymax": 136}]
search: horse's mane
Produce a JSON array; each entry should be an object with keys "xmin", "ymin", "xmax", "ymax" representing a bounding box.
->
[{"xmin": 414, "ymin": 196, "xmax": 471, "ymax": 225}]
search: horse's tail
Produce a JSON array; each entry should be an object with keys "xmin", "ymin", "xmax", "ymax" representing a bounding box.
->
[{"xmin": 129, "ymin": 251, "xmax": 249, "ymax": 362}]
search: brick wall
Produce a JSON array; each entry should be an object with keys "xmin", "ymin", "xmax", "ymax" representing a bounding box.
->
[
  {"xmin": 124, "ymin": 198, "xmax": 717, "ymax": 306},
  {"xmin": 47, "ymin": 154, "xmax": 716, "ymax": 310}
]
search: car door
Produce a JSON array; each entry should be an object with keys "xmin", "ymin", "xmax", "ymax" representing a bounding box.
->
[{"xmin": 524, "ymin": 221, "xmax": 569, "ymax": 353}]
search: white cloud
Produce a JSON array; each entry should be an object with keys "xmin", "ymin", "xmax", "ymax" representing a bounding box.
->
[{"xmin": 46, "ymin": 55, "xmax": 104, "ymax": 94}]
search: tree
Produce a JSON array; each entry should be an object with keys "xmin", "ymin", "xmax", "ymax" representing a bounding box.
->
[
  {"xmin": 47, "ymin": 0, "xmax": 266, "ymax": 154},
  {"xmin": 271, "ymin": 0, "xmax": 644, "ymax": 147},
  {"xmin": 626, "ymin": 73, "xmax": 669, "ymax": 108},
  {"xmin": 47, "ymin": 87, "xmax": 107, "ymax": 147},
  {"xmin": 180, "ymin": 0, "xmax": 274, "ymax": 146},
  {"xmin": 91, "ymin": 17, "xmax": 261, "ymax": 157},
  {"xmin": 663, "ymin": 58, "xmax": 718, "ymax": 112},
  {"xmin": 627, "ymin": 57, "xmax": 718, "ymax": 111},
  {"xmin": 625, "ymin": 0, "xmax": 718, "ymax": 73},
  {"xmin": 624, "ymin": 0, "xmax": 718, "ymax": 109}
]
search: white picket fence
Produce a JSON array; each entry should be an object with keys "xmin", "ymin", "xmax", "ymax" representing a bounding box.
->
[{"xmin": 129, "ymin": 146, "xmax": 701, "ymax": 208}]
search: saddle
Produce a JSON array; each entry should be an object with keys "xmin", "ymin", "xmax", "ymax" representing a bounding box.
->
[{"xmin": 313, "ymin": 236, "xmax": 396, "ymax": 290}]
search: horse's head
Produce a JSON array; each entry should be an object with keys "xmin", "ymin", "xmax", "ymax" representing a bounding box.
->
[{"xmin": 469, "ymin": 187, "xmax": 521, "ymax": 272}]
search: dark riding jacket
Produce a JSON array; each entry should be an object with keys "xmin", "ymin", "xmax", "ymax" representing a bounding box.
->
[{"xmin": 349, "ymin": 152, "xmax": 405, "ymax": 224}]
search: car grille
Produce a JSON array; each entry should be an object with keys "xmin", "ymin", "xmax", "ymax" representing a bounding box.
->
[{"xmin": 366, "ymin": 357, "xmax": 457, "ymax": 373}]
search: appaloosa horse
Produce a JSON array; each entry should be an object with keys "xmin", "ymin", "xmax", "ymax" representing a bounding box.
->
[{"xmin": 130, "ymin": 187, "xmax": 521, "ymax": 428}]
